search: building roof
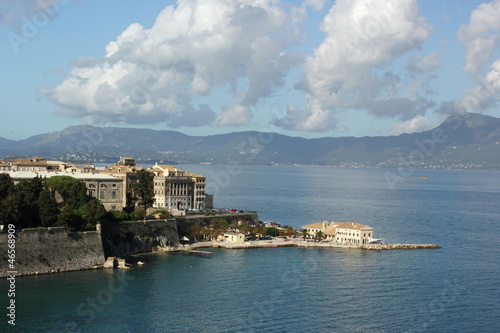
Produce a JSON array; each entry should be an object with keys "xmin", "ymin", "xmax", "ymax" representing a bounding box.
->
[
  {"xmin": 302, "ymin": 222, "xmax": 324, "ymax": 229},
  {"xmin": 2, "ymin": 171, "xmax": 122, "ymax": 181},
  {"xmin": 332, "ymin": 222, "xmax": 372, "ymax": 230}
]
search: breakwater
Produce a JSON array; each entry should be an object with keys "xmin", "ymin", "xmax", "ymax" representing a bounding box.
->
[{"xmin": 190, "ymin": 240, "xmax": 441, "ymax": 251}]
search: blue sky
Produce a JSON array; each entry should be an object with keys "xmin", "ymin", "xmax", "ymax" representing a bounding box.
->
[{"xmin": 1, "ymin": 0, "xmax": 500, "ymax": 141}]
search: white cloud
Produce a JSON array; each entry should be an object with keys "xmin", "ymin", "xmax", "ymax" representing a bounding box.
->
[
  {"xmin": 391, "ymin": 115, "xmax": 439, "ymax": 135},
  {"xmin": 274, "ymin": 0, "xmax": 433, "ymax": 131},
  {"xmin": 457, "ymin": 0, "xmax": 500, "ymax": 114},
  {"xmin": 44, "ymin": 0, "xmax": 303, "ymax": 127},
  {"xmin": 461, "ymin": 59, "xmax": 500, "ymax": 113},
  {"xmin": 0, "ymin": 0, "xmax": 64, "ymax": 25},
  {"xmin": 211, "ymin": 105, "xmax": 252, "ymax": 127},
  {"xmin": 458, "ymin": 0, "xmax": 500, "ymax": 74},
  {"xmin": 406, "ymin": 52, "xmax": 442, "ymax": 74}
]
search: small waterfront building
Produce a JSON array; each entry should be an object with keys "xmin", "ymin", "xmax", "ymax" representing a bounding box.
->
[{"xmin": 223, "ymin": 232, "xmax": 245, "ymax": 243}]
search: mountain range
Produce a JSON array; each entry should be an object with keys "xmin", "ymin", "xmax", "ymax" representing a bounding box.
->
[{"xmin": 1, "ymin": 113, "xmax": 500, "ymax": 170}]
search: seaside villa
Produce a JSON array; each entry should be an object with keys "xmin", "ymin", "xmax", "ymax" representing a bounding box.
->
[{"xmin": 302, "ymin": 220, "xmax": 374, "ymax": 245}]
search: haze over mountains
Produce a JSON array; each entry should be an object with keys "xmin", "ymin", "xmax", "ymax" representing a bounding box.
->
[{"xmin": 1, "ymin": 113, "xmax": 500, "ymax": 170}]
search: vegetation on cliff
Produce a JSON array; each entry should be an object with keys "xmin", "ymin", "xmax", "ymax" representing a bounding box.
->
[{"xmin": 0, "ymin": 174, "xmax": 108, "ymax": 231}]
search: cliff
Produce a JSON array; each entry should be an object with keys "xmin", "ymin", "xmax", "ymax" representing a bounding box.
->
[
  {"xmin": 0, "ymin": 228, "xmax": 105, "ymax": 278},
  {"xmin": 101, "ymin": 219, "xmax": 180, "ymax": 258}
]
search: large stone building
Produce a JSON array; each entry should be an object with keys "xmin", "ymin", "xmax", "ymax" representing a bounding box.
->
[
  {"xmin": 101, "ymin": 157, "xmax": 144, "ymax": 208},
  {"xmin": 302, "ymin": 220, "xmax": 374, "ymax": 245},
  {"xmin": 2, "ymin": 171, "xmax": 124, "ymax": 211},
  {"xmin": 148, "ymin": 163, "xmax": 206, "ymax": 211}
]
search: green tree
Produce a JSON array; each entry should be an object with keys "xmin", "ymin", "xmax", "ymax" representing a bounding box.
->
[
  {"xmin": 300, "ymin": 229, "xmax": 309, "ymax": 240},
  {"xmin": 80, "ymin": 199, "xmax": 108, "ymax": 230},
  {"xmin": 0, "ymin": 174, "xmax": 14, "ymax": 201},
  {"xmin": 46, "ymin": 176, "xmax": 89, "ymax": 209},
  {"xmin": 57, "ymin": 209, "xmax": 85, "ymax": 232},
  {"xmin": 315, "ymin": 230, "xmax": 326, "ymax": 242},
  {"xmin": 10, "ymin": 177, "xmax": 44, "ymax": 229},
  {"xmin": 132, "ymin": 169, "xmax": 154, "ymax": 211},
  {"xmin": 209, "ymin": 218, "xmax": 228, "ymax": 240},
  {"xmin": 0, "ymin": 174, "xmax": 15, "ymax": 229},
  {"xmin": 189, "ymin": 222, "xmax": 203, "ymax": 242},
  {"xmin": 38, "ymin": 187, "xmax": 59, "ymax": 227},
  {"xmin": 265, "ymin": 227, "xmax": 280, "ymax": 237},
  {"xmin": 284, "ymin": 227, "xmax": 297, "ymax": 237}
]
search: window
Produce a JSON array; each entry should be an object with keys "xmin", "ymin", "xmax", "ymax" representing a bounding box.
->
[
  {"xmin": 100, "ymin": 191, "xmax": 105, "ymax": 199},
  {"xmin": 112, "ymin": 191, "xmax": 117, "ymax": 199},
  {"xmin": 100, "ymin": 184, "xmax": 107, "ymax": 189}
]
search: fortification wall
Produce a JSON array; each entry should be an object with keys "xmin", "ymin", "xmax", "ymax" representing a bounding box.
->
[
  {"xmin": 101, "ymin": 219, "xmax": 179, "ymax": 258},
  {"xmin": 0, "ymin": 228, "xmax": 105, "ymax": 278}
]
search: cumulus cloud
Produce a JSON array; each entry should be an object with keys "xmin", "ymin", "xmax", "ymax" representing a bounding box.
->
[
  {"xmin": 461, "ymin": 59, "xmax": 500, "ymax": 113},
  {"xmin": 44, "ymin": 0, "xmax": 303, "ymax": 128},
  {"xmin": 456, "ymin": 0, "xmax": 500, "ymax": 114},
  {"xmin": 458, "ymin": 0, "xmax": 500, "ymax": 75},
  {"xmin": 274, "ymin": 0, "xmax": 433, "ymax": 132},
  {"xmin": 0, "ymin": 0, "xmax": 64, "ymax": 25},
  {"xmin": 211, "ymin": 105, "xmax": 252, "ymax": 127},
  {"xmin": 406, "ymin": 52, "xmax": 443, "ymax": 74},
  {"xmin": 391, "ymin": 115, "xmax": 439, "ymax": 135}
]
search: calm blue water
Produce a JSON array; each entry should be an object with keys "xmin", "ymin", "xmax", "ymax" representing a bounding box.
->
[{"xmin": 2, "ymin": 166, "xmax": 500, "ymax": 332}]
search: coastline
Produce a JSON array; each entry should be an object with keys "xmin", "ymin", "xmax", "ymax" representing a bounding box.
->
[{"xmin": 185, "ymin": 239, "xmax": 441, "ymax": 251}]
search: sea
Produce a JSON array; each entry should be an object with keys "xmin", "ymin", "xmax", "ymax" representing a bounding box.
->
[{"xmin": 2, "ymin": 165, "xmax": 500, "ymax": 333}]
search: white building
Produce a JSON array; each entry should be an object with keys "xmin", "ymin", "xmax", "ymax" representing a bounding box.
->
[{"xmin": 301, "ymin": 220, "xmax": 374, "ymax": 245}]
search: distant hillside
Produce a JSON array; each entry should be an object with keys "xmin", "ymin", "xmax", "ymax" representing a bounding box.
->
[{"xmin": 1, "ymin": 113, "xmax": 500, "ymax": 170}]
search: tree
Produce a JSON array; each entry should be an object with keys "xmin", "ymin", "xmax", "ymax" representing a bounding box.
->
[
  {"xmin": 38, "ymin": 187, "xmax": 59, "ymax": 227},
  {"xmin": 0, "ymin": 174, "xmax": 14, "ymax": 201},
  {"xmin": 132, "ymin": 169, "xmax": 154, "ymax": 211},
  {"xmin": 80, "ymin": 199, "xmax": 108, "ymax": 230},
  {"xmin": 315, "ymin": 230, "xmax": 326, "ymax": 242},
  {"xmin": 46, "ymin": 176, "xmax": 89, "ymax": 209},
  {"xmin": 57, "ymin": 208, "xmax": 85, "ymax": 232},
  {"xmin": 300, "ymin": 229, "xmax": 309, "ymax": 240},
  {"xmin": 0, "ymin": 174, "xmax": 15, "ymax": 229},
  {"xmin": 189, "ymin": 222, "xmax": 203, "ymax": 242},
  {"xmin": 284, "ymin": 227, "xmax": 297, "ymax": 237},
  {"xmin": 10, "ymin": 177, "xmax": 44, "ymax": 229},
  {"xmin": 209, "ymin": 218, "xmax": 228, "ymax": 240},
  {"xmin": 265, "ymin": 227, "xmax": 280, "ymax": 237}
]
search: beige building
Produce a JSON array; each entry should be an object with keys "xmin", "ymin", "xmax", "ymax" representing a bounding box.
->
[
  {"xmin": 2, "ymin": 171, "xmax": 124, "ymax": 211},
  {"xmin": 101, "ymin": 157, "xmax": 144, "ymax": 208},
  {"xmin": 149, "ymin": 163, "xmax": 206, "ymax": 211},
  {"xmin": 301, "ymin": 220, "xmax": 374, "ymax": 245}
]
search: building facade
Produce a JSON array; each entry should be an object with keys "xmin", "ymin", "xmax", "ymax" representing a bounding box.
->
[
  {"xmin": 149, "ymin": 163, "xmax": 206, "ymax": 211},
  {"xmin": 2, "ymin": 171, "xmax": 124, "ymax": 211},
  {"xmin": 301, "ymin": 220, "xmax": 374, "ymax": 245}
]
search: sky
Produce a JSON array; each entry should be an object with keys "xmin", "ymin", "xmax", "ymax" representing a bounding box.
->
[{"xmin": 1, "ymin": 0, "xmax": 500, "ymax": 141}]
